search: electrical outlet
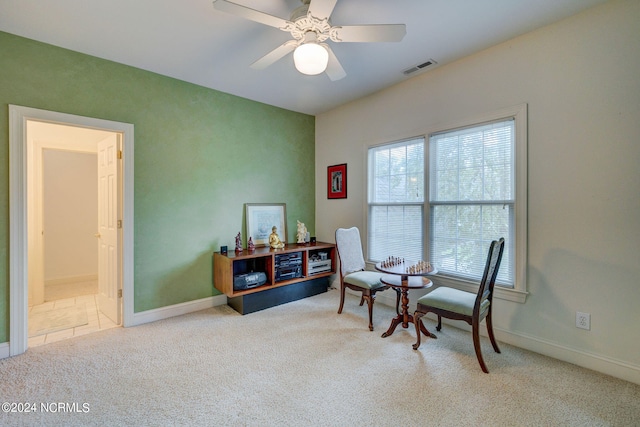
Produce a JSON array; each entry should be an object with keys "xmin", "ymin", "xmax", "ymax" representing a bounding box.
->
[{"xmin": 576, "ymin": 312, "xmax": 590, "ymax": 330}]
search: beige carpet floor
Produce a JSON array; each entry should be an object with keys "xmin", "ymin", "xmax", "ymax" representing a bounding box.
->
[{"xmin": 2, "ymin": 289, "xmax": 639, "ymax": 426}]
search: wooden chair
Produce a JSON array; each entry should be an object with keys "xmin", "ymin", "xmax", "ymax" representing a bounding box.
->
[
  {"xmin": 413, "ymin": 238, "xmax": 505, "ymax": 373},
  {"xmin": 335, "ymin": 227, "xmax": 398, "ymax": 331}
]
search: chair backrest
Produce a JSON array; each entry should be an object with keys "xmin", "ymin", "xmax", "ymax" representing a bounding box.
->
[
  {"xmin": 335, "ymin": 227, "xmax": 366, "ymax": 277},
  {"xmin": 475, "ymin": 238, "xmax": 506, "ymax": 314}
]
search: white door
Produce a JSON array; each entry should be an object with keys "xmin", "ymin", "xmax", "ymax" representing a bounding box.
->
[{"xmin": 97, "ymin": 133, "xmax": 121, "ymax": 324}]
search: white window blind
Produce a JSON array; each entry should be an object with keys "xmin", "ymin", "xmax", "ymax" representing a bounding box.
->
[
  {"xmin": 368, "ymin": 138, "xmax": 424, "ymax": 262},
  {"xmin": 429, "ymin": 119, "xmax": 514, "ymax": 286}
]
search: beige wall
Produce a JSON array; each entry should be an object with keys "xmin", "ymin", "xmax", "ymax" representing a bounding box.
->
[
  {"xmin": 43, "ymin": 149, "xmax": 98, "ymax": 281},
  {"xmin": 315, "ymin": 0, "xmax": 640, "ymax": 383}
]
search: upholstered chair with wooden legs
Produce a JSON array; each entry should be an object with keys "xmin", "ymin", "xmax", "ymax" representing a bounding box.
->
[
  {"xmin": 335, "ymin": 227, "xmax": 396, "ymax": 331},
  {"xmin": 413, "ymin": 238, "xmax": 505, "ymax": 373}
]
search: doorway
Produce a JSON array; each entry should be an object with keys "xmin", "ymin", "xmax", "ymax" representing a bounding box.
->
[
  {"xmin": 27, "ymin": 124, "xmax": 119, "ymax": 347},
  {"xmin": 9, "ymin": 105, "xmax": 135, "ymax": 356}
]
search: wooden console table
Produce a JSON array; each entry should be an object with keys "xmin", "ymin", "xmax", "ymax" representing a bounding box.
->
[{"xmin": 213, "ymin": 242, "xmax": 336, "ymax": 314}]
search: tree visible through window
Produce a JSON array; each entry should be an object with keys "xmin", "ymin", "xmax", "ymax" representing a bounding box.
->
[{"xmin": 429, "ymin": 119, "xmax": 514, "ymax": 286}]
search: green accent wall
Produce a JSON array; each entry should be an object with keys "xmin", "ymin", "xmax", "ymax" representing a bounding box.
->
[{"xmin": 0, "ymin": 31, "xmax": 316, "ymax": 342}]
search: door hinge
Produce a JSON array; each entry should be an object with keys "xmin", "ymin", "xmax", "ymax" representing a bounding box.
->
[
  {"xmin": 117, "ymin": 150, "xmax": 123, "ymax": 159},
  {"xmin": 118, "ymin": 289, "xmax": 123, "ymax": 298},
  {"xmin": 117, "ymin": 220, "xmax": 122, "ymax": 229}
]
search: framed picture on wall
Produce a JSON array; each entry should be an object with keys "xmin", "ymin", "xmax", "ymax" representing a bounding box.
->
[
  {"xmin": 327, "ymin": 163, "xmax": 347, "ymax": 199},
  {"xmin": 245, "ymin": 203, "xmax": 287, "ymax": 247}
]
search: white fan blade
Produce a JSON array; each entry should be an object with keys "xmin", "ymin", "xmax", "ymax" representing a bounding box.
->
[
  {"xmin": 213, "ymin": 0, "xmax": 291, "ymax": 30},
  {"xmin": 308, "ymin": 0, "xmax": 339, "ymax": 21},
  {"xmin": 331, "ymin": 24, "xmax": 406, "ymax": 43},
  {"xmin": 323, "ymin": 44, "xmax": 346, "ymax": 81},
  {"xmin": 251, "ymin": 40, "xmax": 297, "ymax": 70}
]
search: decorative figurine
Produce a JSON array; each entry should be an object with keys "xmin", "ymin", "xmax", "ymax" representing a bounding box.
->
[
  {"xmin": 235, "ymin": 232, "xmax": 242, "ymax": 252},
  {"xmin": 296, "ymin": 220, "xmax": 308, "ymax": 244},
  {"xmin": 248, "ymin": 236, "xmax": 255, "ymax": 252},
  {"xmin": 269, "ymin": 226, "xmax": 285, "ymax": 249}
]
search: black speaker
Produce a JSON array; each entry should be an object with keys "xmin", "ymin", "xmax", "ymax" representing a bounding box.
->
[{"xmin": 310, "ymin": 237, "xmax": 316, "ymax": 244}]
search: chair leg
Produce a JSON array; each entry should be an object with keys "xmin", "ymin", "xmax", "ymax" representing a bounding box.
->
[
  {"xmin": 395, "ymin": 288, "xmax": 401, "ymax": 315},
  {"xmin": 472, "ymin": 321, "xmax": 489, "ymax": 373},
  {"xmin": 486, "ymin": 312, "xmax": 501, "ymax": 353},
  {"xmin": 337, "ymin": 283, "xmax": 346, "ymax": 314},
  {"xmin": 412, "ymin": 311, "xmax": 437, "ymax": 350},
  {"xmin": 436, "ymin": 315, "xmax": 442, "ymax": 331},
  {"xmin": 359, "ymin": 295, "xmax": 365, "ymax": 306},
  {"xmin": 413, "ymin": 311, "xmax": 424, "ymax": 350},
  {"xmin": 364, "ymin": 293, "xmax": 374, "ymax": 331}
]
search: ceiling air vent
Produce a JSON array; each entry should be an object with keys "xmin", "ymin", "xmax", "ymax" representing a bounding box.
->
[{"xmin": 403, "ymin": 59, "xmax": 438, "ymax": 76}]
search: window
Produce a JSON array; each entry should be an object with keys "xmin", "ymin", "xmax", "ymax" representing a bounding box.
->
[
  {"xmin": 428, "ymin": 104, "xmax": 527, "ymax": 295},
  {"xmin": 430, "ymin": 119, "xmax": 514, "ymax": 286},
  {"xmin": 366, "ymin": 105, "xmax": 527, "ymax": 300},
  {"xmin": 367, "ymin": 138, "xmax": 424, "ymax": 262}
]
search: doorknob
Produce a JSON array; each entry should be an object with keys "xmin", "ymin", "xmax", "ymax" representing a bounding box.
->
[{"xmin": 95, "ymin": 233, "xmax": 101, "ymax": 238}]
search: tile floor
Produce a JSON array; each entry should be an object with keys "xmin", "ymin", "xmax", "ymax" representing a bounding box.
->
[{"xmin": 28, "ymin": 294, "xmax": 119, "ymax": 348}]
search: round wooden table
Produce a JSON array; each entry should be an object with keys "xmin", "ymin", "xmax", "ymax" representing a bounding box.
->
[{"xmin": 375, "ymin": 260, "xmax": 437, "ymax": 338}]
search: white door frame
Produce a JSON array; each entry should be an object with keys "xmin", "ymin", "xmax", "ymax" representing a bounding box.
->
[{"xmin": 9, "ymin": 105, "xmax": 135, "ymax": 356}]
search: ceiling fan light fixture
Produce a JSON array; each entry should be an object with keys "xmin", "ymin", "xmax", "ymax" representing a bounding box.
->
[
  {"xmin": 293, "ymin": 42, "xmax": 329, "ymax": 75},
  {"xmin": 213, "ymin": 0, "xmax": 407, "ymax": 79}
]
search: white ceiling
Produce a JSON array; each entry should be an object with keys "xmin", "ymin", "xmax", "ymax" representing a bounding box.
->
[{"xmin": 1, "ymin": 0, "xmax": 608, "ymax": 115}]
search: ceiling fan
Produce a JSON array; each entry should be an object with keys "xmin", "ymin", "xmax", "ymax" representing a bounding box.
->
[{"xmin": 212, "ymin": 0, "xmax": 406, "ymax": 81}]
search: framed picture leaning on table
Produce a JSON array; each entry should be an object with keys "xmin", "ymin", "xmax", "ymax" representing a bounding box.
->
[{"xmin": 245, "ymin": 203, "xmax": 287, "ymax": 247}]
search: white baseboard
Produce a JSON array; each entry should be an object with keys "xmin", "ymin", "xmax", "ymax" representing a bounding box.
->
[
  {"xmin": 130, "ymin": 294, "xmax": 228, "ymax": 327},
  {"xmin": 495, "ymin": 328, "xmax": 640, "ymax": 385},
  {"xmin": 0, "ymin": 342, "xmax": 9, "ymax": 359},
  {"xmin": 45, "ymin": 274, "xmax": 98, "ymax": 286},
  {"xmin": 370, "ymin": 288, "xmax": 640, "ymax": 385}
]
